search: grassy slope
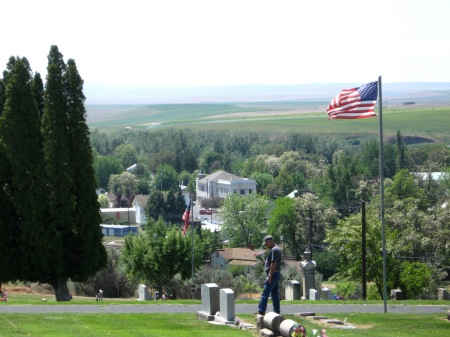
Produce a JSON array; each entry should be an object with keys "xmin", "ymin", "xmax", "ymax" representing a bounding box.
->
[{"xmin": 87, "ymin": 104, "xmax": 450, "ymax": 144}]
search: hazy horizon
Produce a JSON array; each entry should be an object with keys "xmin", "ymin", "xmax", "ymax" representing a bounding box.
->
[{"xmin": 84, "ymin": 82, "xmax": 450, "ymax": 105}]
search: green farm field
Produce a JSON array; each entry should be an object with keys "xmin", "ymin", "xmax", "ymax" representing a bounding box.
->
[{"xmin": 86, "ymin": 103, "xmax": 450, "ymax": 144}]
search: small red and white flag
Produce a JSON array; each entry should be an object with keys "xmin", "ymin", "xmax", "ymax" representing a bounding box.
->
[
  {"xmin": 182, "ymin": 201, "xmax": 191, "ymax": 236},
  {"xmin": 327, "ymin": 81, "xmax": 378, "ymax": 119}
]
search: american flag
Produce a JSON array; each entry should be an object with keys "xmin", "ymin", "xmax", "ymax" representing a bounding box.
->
[
  {"xmin": 182, "ymin": 201, "xmax": 191, "ymax": 236},
  {"xmin": 327, "ymin": 81, "xmax": 378, "ymax": 119}
]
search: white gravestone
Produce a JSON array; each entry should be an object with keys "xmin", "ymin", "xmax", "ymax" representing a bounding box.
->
[
  {"xmin": 201, "ymin": 283, "xmax": 220, "ymax": 315},
  {"xmin": 218, "ymin": 288, "xmax": 235, "ymax": 322},
  {"xmin": 138, "ymin": 284, "xmax": 152, "ymax": 301},
  {"xmin": 285, "ymin": 280, "xmax": 301, "ymax": 300}
]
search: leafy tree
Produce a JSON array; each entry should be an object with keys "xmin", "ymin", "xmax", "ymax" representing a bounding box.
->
[
  {"xmin": 220, "ymin": 193, "xmax": 272, "ymax": 248},
  {"xmin": 327, "ymin": 189, "xmax": 443, "ymax": 298},
  {"xmin": 323, "ymin": 150, "xmax": 362, "ymax": 207},
  {"xmin": 294, "ymin": 193, "xmax": 339, "ymax": 249},
  {"xmin": 121, "ymin": 217, "xmax": 192, "ymax": 294},
  {"xmin": 93, "ymin": 155, "xmax": 123, "ymax": 190},
  {"xmin": 263, "ymin": 183, "xmax": 282, "ymax": 199},
  {"xmin": 136, "ymin": 177, "xmax": 151, "ymax": 195},
  {"xmin": 152, "ymin": 164, "xmax": 179, "ymax": 192},
  {"xmin": 385, "ymin": 169, "xmax": 427, "ymax": 210},
  {"xmin": 146, "ymin": 190, "xmax": 166, "ymax": 220},
  {"xmin": 98, "ymin": 194, "xmax": 110, "ymax": 208},
  {"xmin": 108, "ymin": 171, "xmax": 137, "ymax": 207},
  {"xmin": 164, "ymin": 189, "xmax": 182, "ymax": 221},
  {"xmin": 113, "ymin": 143, "xmax": 137, "ymax": 169},
  {"xmin": 314, "ymin": 250, "xmax": 340, "ymax": 280},
  {"xmin": 250, "ymin": 172, "xmax": 274, "ymax": 193},
  {"xmin": 325, "ymin": 205, "xmax": 389, "ymax": 298},
  {"xmin": 180, "ymin": 146, "xmax": 198, "ymax": 172},
  {"xmin": 268, "ymin": 197, "xmax": 301, "ymax": 259},
  {"xmin": 148, "ymin": 151, "xmax": 177, "ymax": 173},
  {"xmin": 399, "ymin": 261, "xmax": 431, "ymax": 299},
  {"xmin": 198, "ymin": 149, "xmax": 223, "ymax": 173}
]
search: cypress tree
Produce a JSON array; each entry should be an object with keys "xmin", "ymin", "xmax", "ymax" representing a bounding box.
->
[
  {"xmin": 41, "ymin": 46, "xmax": 106, "ymax": 300},
  {"xmin": 0, "ymin": 57, "xmax": 47, "ymax": 283},
  {"xmin": 32, "ymin": 72, "xmax": 45, "ymax": 117},
  {"xmin": 64, "ymin": 58, "xmax": 106, "ymax": 284},
  {"xmin": 42, "ymin": 46, "xmax": 72, "ymax": 300}
]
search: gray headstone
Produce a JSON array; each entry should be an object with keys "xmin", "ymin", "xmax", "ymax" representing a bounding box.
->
[
  {"xmin": 138, "ymin": 284, "xmax": 152, "ymax": 301},
  {"xmin": 438, "ymin": 288, "xmax": 449, "ymax": 300},
  {"xmin": 390, "ymin": 289, "xmax": 403, "ymax": 300},
  {"xmin": 219, "ymin": 288, "xmax": 235, "ymax": 321},
  {"xmin": 321, "ymin": 287, "xmax": 333, "ymax": 300},
  {"xmin": 284, "ymin": 280, "xmax": 301, "ymax": 300},
  {"xmin": 201, "ymin": 283, "xmax": 219, "ymax": 315},
  {"xmin": 301, "ymin": 260, "xmax": 316, "ymax": 299},
  {"xmin": 309, "ymin": 289, "xmax": 319, "ymax": 301}
]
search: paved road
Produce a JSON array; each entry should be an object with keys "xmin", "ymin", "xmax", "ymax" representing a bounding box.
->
[{"xmin": 0, "ymin": 303, "xmax": 448, "ymax": 314}]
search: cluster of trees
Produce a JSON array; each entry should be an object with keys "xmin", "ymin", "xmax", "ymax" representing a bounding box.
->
[
  {"xmin": 95, "ymin": 126, "xmax": 449, "ymax": 299},
  {"xmin": 0, "ymin": 46, "xmax": 106, "ymax": 300}
]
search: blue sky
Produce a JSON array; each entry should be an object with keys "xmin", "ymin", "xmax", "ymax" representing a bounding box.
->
[{"xmin": 2, "ymin": 0, "xmax": 450, "ymax": 87}]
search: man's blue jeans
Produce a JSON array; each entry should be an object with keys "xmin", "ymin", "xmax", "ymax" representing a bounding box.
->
[{"xmin": 258, "ymin": 271, "xmax": 281, "ymax": 314}]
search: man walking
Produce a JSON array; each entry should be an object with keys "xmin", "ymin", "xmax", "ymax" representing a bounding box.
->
[{"xmin": 257, "ymin": 235, "xmax": 282, "ymax": 315}]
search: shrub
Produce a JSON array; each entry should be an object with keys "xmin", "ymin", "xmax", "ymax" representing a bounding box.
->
[
  {"xmin": 74, "ymin": 247, "xmax": 137, "ymax": 298},
  {"xmin": 314, "ymin": 251, "xmax": 340, "ymax": 280},
  {"xmin": 367, "ymin": 282, "xmax": 382, "ymax": 300},
  {"xmin": 335, "ymin": 281, "xmax": 361, "ymax": 300},
  {"xmin": 399, "ymin": 261, "xmax": 432, "ymax": 299}
]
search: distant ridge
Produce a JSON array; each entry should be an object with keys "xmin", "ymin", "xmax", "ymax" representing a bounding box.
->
[{"xmin": 84, "ymin": 82, "xmax": 450, "ymax": 105}]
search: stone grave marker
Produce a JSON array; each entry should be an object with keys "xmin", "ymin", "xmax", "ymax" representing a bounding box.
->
[
  {"xmin": 285, "ymin": 280, "xmax": 301, "ymax": 300},
  {"xmin": 309, "ymin": 289, "xmax": 319, "ymax": 301},
  {"xmin": 200, "ymin": 283, "xmax": 219, "ymax": 315},
  {"xmin": 138, "ymin": 284, "xmax": 152, "ymax": 301},
  {"xmin": 321, "ymin": 287, "xmax": 333, "ymax": 300},
  {"xmin": 218, "ymin": 288, "xmax": 235, "ymax": 323}
]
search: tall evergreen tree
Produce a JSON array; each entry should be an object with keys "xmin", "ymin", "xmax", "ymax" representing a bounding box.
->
[
  {"xmin": 64, "ymin": 58, "xmax": 106, "ymax": 291},
  {"xmin": 0, "ymin": 78, "xmax": 5, "ymax": 115},
  {"xmin": 0, "ymin": 57, "xmax": 47, "ymax": 283},
  {"xmin": 41, "ymin": 46, "xmax": 73, "ymax": 300},
  {"xmin": 41, "ymin": 46, "xmax": 106, "ymax": 300},
  {"xmin": 32, "ymin": 72, "xmax": 45, "ymax": 117}
]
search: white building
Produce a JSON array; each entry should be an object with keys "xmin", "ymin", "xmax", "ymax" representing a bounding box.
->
[
  {"xmin": 196, "ymin": 170, "xmax": 257, "ymax": 203},
  {"xmin": 100, "ymin": 207, "xmax": 136, "ymax": 224}
]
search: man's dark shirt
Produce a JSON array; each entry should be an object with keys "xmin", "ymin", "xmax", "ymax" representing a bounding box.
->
[{"xmin": 264, "ymin": 244, "xmax": 282, "ymax": 274}]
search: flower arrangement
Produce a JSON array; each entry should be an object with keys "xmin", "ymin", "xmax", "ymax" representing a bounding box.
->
[
  {"xmin": 311, "ymin": 329, "xmax": 329, "ymax": 337},
  {"xmin": 234, "ymin": 317, "xmax": 244, "ymax": 329},
  {"xmin": 290, "ymin": 323, "xmax": 306, "ymax": 337},
  {"xmin": 253, "ymin": 250, "xmax": 264, "ymax": 261}
]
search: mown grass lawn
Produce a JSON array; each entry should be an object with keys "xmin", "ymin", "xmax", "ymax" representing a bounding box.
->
[
  {"xmin": 283, "ymin": 313, "xmax": 450, "ymax": 337},
  {"xmin": 1, "ymin": 293, "xmax": 449, "ymax": 336},
  {"xmin": 0, "ymin": 313, "xmax": 253, "ymax": 337},
  {"xmin": 0, "ymin": 312, "xmax": 448, "ymax": 337}
]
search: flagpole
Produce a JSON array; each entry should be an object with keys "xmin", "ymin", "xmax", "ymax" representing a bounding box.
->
[
  {"xmin": 378, "ymin": 76, "xmax": 387, "ymax": 313},
  {"xmin": 190, "ymin": 196, "xmax": 195, "ymax": 284}
]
